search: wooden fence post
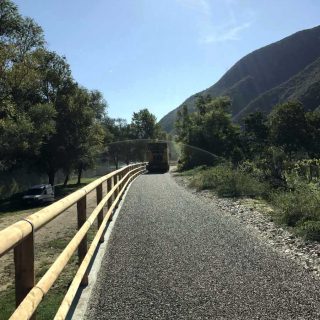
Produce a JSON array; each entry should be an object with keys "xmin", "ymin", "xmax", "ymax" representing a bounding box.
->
[
  {"xmin": 107, "ymin": 177, "xmax": 113, "ymax": 211},
  {"xmin": 77, "ymin": 196, "xmax": 88, "ymax": 286},
  {"xmin": 96, "ymin": 184, "xmax": 104, "ymax": 243},
  {"xmin": 14, "ymin": 231, "xmax": 36, "ymax": 319},
  {"xmin": 115, "ymin": 173, "xmax": 121, "ymax": 199}
]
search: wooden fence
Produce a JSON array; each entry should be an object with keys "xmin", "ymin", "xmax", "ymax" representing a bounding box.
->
[{"xmin": 0, "ymin": 163, "xmax": 146, "ymax": 320}]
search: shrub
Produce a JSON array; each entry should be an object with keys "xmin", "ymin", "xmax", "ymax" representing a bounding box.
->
[
  {"xmin": 271, "ymin": 180, "xmax": 320, "ymax": 226},
  {"xmin": 296, "ymin": 221, "xmax": 320, "ymax": 241},
  {"xmin": 176, "ymin": 165, "xmax": 207, "ymax": 176},
  {"xmin": 190, "ymin": 164, "xmax": 269, "ymax": 198}
]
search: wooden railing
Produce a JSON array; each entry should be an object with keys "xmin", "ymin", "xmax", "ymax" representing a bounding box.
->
[{"xmin": 0, "ymin": 163, "xmax": 146, "ymax": 320}]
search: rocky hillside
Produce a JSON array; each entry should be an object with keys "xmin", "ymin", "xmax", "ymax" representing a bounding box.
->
[{"xmin": 159, "ymin": 25, "xmax": 320, "ymax": 132}]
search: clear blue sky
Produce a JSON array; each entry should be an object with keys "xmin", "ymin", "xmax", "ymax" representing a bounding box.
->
[{"xmin": 14, "ymin": 0, "xmax": 320, "ymax": 122}]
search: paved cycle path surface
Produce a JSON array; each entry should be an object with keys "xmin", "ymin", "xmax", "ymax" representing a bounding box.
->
[{"xmin": 85, "ymin": 173, "xmax": 320, "ymax": 319}]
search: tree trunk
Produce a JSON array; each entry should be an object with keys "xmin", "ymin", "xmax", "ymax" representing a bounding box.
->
[
  {"xmin": 77, "ymin": 165, "xmax": 83, "ymax": 185},
  {"xmin": 48, "ymin": 170, "xmax": 55, "ymax": 186},
  {"xmin": 113, "ymin": 156, "xmax": 119, "ymax": 169},
  {"xmin": 63, "ymin": 173, "xmax": 69, "ymax": 186}
]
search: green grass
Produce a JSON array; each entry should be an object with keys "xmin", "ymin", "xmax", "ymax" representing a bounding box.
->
[
  {"xmin": 0, "ymin": 287, "xmax": 15, "ymax": 320},
  {"xmin": 0, "ymin": 286, "xmax": 70, "ymax": 320}
]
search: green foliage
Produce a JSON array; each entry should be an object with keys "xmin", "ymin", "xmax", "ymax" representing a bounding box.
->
[
  {"xmin": 0, "ymin": 1, "xmax": 108, "ymax": 187},
  {"xmin": 242, "ymin": 111, "xmax": 269, "ymax": 157},
  {"xmin": 271, "ymin": 180, "xmax": 320, "ymax": 226},
  {"xmin": 296, "ymin": 221, "xmax": 320, "ymax": 241},
  {"xmin": 291, "ymin": 159, "xmax": 320, "ymax": 181},
  {"xmin": 175, "ymin": 96, "xmax": 240, "ymax": 169},
  {"xmin": 190, "ymin": 164, "xmax": 269, "ymax": 198},
  {"xmin": 268, "ymin": 101, "xmax": 309, "ymax": 157},
  {"xmin": 103, "ymin": 108, "xmax": 166, "ymax": 169},
  {"xmin": 131, "ymin": 108, "xmax": 164, "ymax": 139},
  {"xmin": 306, "ymin": 110, "xmax": 320, "ymax": 158}
]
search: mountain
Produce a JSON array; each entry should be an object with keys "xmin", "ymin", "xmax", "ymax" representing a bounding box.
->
[
  {"xmin": 159, "ymin": 25, "xmax": 320, "ymax": 132},
  {"xmin": 234, "ymin": 57, "xmax": 320, "ymax": 120}
]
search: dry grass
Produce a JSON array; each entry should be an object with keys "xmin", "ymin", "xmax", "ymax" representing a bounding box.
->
[{"xmin": 0, "ymin": 177, "xmax": 104, "ymax": 319}]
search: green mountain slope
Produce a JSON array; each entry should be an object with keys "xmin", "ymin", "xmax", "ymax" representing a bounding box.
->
[
  {"xmin": 159, "ymin": 25, "xmax": 320, "ymax": 132},
  {"xmin": 234, "ymin": 57, "xmax": 320, "ymax": 120}
]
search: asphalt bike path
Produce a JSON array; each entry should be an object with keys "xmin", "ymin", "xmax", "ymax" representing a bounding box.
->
[{"xmin": 85, "ymin": 173, "xmax": 320, "ymax": 319}]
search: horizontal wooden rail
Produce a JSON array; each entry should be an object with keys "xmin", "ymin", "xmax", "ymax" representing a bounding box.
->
[
  {"xmin": 0, "ymin": 166, "xmax": 138, "ymax": 257},
  {"xmin": 53, "ymin": 169, "xmax": 144, "ymax": 320},
  {"xmin": 0, "ymin": 163, "xmax": 146, "ymax": 320}
]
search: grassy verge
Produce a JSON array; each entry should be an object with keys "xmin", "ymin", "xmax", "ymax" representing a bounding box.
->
[
  {"xmin": 0, "ymin": 177, "xmax": 99, "ymax": 319},
  {"xmin": 186, "ymin": 164, "xmax": 269, "ymax": 198},
  {"xmin": 0, "ymin": 225, "xmax": 97, "ymax": 320},
  {"xmin": 270, "ymin": 180, "xmax": 320, "ymax": 241},
  {"xmin": 181, "ymin": 164, "xmax": 320, "ymax": 242}
]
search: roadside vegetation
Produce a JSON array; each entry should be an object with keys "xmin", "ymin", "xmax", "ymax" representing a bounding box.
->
[{"xmin": 176, "ymin": 96, "xmax": 320, "ymax": 241}]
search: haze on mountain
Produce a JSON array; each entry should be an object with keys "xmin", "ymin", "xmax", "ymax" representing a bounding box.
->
[{"xmin": 159, "ymin": 25, "xmax": 320, "ymax": 132}]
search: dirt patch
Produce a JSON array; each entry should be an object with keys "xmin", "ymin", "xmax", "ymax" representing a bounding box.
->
[{"xmin": 0, "ymin": 180, "xmax": 108, "ymax": 295}]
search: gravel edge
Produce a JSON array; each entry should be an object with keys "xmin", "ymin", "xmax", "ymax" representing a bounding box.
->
[{"xmin": 172, "ymin": 173, "xmax": 320, "ymax": 279}]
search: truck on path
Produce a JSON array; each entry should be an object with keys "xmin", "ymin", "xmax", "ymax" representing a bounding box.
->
[{"xmin": 146, "ymin": 142, "xmax": 169, "ymax": 173}]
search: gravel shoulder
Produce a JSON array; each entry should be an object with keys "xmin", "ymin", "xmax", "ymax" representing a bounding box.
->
[
  {"xmin": 85, "ymin": 172, "xmax": 320, "ymax": 320},
  {"xmin": 173, "ymin": 173, "xmax": 320, "ymax": 279}
]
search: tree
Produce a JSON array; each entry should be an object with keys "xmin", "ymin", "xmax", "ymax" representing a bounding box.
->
[
  {"xmin": 32, "ymin": 50, "xmax": 74, "ymax": 185},
  {"xmin": 242, "ymin": 111, "xmax": 269, "ymax": 158},
  {"xmin": 0, "ymin": 1, "xmax": 109, "ymax": 194},
  {"xmin": 72, "ymin": 88, "xmax": 106, "ymax": 184},
  {"xmin": 306, "ymin": 110, "xmax": 320, "ymax": 158},
  {"xmin": 195, "ymin": 94, "xmax": 212, "ymax": 116},
  {"xmin": 176, "ymin": 105, "xmax": 191, "ymax": 143},
  {"xmin": 268, "ymin": 101, "xmax": 309, "ymax": 159},
  {"xmin": 38, "ymin": 84, "xmax": 107, "ymax": 185},
  {"xmin": 104, "ymin": 108, "xmax": 166, "ymax": 168},
  {"xmin": 103, "ymin": 118, "xmax": 132, "ymax": 169},
  {"xmin": 0, "ymin": 1, "xmax": 53, "ymax": 170},
  {"xmin": 131, "ymin": 108, "xmax": 163, "ymax": 140},
  {"xmin": 175, "ymin": 96, "xmax": 240, "ymax": 169}
]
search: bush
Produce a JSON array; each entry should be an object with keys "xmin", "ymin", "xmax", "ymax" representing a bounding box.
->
[
  {"xmin": 296, "ymin": 221, "xmax": 320, "ymax": 241},
  {"xmin": 176, "ymin": 165, "xmax": 208, "ymax": 176},
  {"xmin": 190, "ymin": 164, "xmax": 269, "ymax": 197},
  {"xmin": 271, "ymin": 180, "xmax": 320, "ymax": 226}
]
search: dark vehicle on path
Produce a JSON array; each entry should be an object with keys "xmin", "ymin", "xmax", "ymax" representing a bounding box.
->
[{"xmin": 146, "ymin": 142, "xmax": 169, "ymax": 173}]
